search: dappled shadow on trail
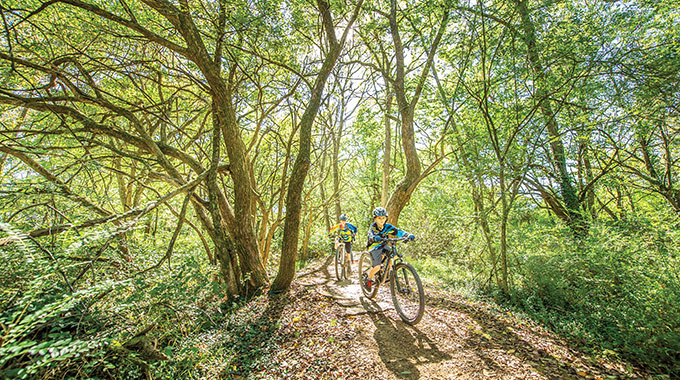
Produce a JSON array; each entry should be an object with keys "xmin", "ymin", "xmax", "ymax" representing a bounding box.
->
[
  {"xmin": 423, "ymin": 292, "xmax": 637, "ymax": 380},
  {"xmin": 297, "ymin": 254, "xmax": 334, "ymax": 285},
  {"xmin": 360, "ymin": 297, "xmax": 451, "ymax": 380},
  {"xmin": 303, "ymin": 255, "xmax": 641, "ymax": 379}
]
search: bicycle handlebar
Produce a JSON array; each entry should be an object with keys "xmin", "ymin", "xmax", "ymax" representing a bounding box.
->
[{"xmin": 381, "ymin": 236, "xmax": 411, "ymax": 243}]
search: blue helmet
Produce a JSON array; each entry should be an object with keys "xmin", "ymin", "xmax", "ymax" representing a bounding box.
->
[
  {"xmin": 339, "ymin": 213, "xmax": 348, "ymax": 221},
  {"xmin": 372, "ymin": 207, "xmax": 388, "ymax": 218}
]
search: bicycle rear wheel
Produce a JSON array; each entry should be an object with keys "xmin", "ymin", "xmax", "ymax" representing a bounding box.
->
[
  {"xmin": 390, "ymin": 262, "xmax": 424, "ymax": 325},
  {"xmin": 335, "ymin": 245, "xmax": 344, "ymax": 281},
  {"xmin": 358, "ymin": 252, "xmax": 378, "ymax": 298}
]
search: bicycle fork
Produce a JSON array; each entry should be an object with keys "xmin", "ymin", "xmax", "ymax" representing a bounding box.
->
[{"xmin": 335, "ymin": 240, "xmax": 353, "ymax": 263}]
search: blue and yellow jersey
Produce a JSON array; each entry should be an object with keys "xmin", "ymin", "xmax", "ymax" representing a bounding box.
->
[
  {"xmin": 329, "ymin": 222, "xmax": 358, "ymax": 242},
  {"xmin": 366, "ymin": 222, "xmax": 409, "ymax": 251}
]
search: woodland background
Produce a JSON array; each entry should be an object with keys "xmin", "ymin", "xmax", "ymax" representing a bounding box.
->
[{"xmin": 0, "ymin": 0, "xmax": 678, "ymax": 378}]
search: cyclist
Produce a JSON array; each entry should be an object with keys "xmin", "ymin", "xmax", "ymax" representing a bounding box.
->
[
  {"xmin": 329, "ymin": 213, "xmax": 358, "ymax": 264},
  {"xmin": 363, "ymin": 207, "xmax": 415, "ymax": 291}
]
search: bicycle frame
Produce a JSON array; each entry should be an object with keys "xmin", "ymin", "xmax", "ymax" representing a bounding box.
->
[
  {"xmin": 333, "ymin": 235, "xmax": 354, "ymax": 281},
  {"xmin": 374, "ymin": 237, "xmax": 408, "ymax": 287},
  {"xmin": 359, "ymin": 235, "xmax": 424, "ymax": 324}
]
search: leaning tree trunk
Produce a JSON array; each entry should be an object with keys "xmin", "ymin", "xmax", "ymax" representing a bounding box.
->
[
  {"xmin": 384, "ymin": 1, "xmax": 448, "ymax": 224},
  {"xmin": 271, "ymin": 0, "xmax": 362, "ymax": 292},
  {"xmin": 271, "ymin": 50, "xmax": 341, "ymax": 292},
  {"xmin": 384, "ymin": 106, "xmax": 421, "ymax": 225},
  {"xmin": 332, "ymin": 119, "xmax": 342, "ymax": 219},
  {"xmin": 381, "ymin": 89, "xmax": 393, "ymax": 207},
  {"xmin": 514, "ymin": 0, "xmax": 586, "ymax": 234}
]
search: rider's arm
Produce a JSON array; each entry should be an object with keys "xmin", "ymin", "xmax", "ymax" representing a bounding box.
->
[
  {"xmin": 388, "ymin": 225, "xmax": 413, "ymax": 239},
  {"xmin": 392, "ymin": 226, "xmax": 415, "ymax": 240},
  {"xmin": 348, "ymin": 223, "xmax": 358, "ymax": 241}
]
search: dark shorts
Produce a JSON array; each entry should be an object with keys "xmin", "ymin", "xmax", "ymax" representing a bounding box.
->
[
  {"xmin": 336, "ymin": 240, "xmax": 352, "ymax": 256},
  {"xmin": 342, "ymin": 241, "xmax": 352, "ymax": 254},
  {"xmin": 369, "ymin": 247, "xmax": 388, "ymax": 267}
]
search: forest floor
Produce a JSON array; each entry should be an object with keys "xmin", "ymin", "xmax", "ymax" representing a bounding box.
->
[{"xmin": 210, "ymin": 255, "xmax": 651, "ymax": 380}]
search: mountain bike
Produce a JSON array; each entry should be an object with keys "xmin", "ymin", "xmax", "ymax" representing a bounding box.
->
[
  {"xmin": 358, "ymin": 237, "xmax": 424, "ymax": 325},
  {"xmin": 333, "ymin": 236, "xmax": 352, "ymax": 281}
]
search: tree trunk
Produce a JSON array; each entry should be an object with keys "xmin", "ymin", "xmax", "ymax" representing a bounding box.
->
[
  {"xmin": 384, "ymin": 1, "xmax": 448, "ymax": 224},
  {"xmin": 514, "ymin": 0, "xmax": 586, "ymax": 235},
  {"xmin": 206, "ymin": 108, "xmax": 241, "ymax": 297},
  {"xmin": 320, "ymin": 129, "xmax": 332, "ymax": 231},
  {"xmin": 140, "ymin": 0, "xmax": 270, "ymax": 295},
  {"xmin": 212, "ymin": 96, "xmax": 268, "ymax": 294},
  {"xmin": 271, "ymin": 0, "xmax": 361, "ymax": 292},
  {"xmin": 384, "ymin": 107, "xmax": 420, "ymax": 225},
  {"xmin": 473, "ymin": 187, "xmax": 501, "ymax": 288},
  {"xmin": 332, "ymin": 116, "xmax": 342, "ymax": 219},
  {"xmin": 381, "ymin": 90, "xmax": 393, "ymax": 207}
]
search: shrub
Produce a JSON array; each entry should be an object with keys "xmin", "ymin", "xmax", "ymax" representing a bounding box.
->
[{"xmin": 509, "ymin": 220, "xmax": 680, "ymax": 375}]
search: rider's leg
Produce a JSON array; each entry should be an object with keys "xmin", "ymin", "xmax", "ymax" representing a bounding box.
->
[
  {"xmin": 343, "ymin": 242, "xmax": 352, "ymax": 273},
  {"xmin": 367, "ymin": 248, "xmax": 384, "ymax": 280}
]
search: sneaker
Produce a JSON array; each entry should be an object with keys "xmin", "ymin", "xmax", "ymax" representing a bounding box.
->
[{"xmin": 362, "ymin": 274, "xmax": 372, "ymax": 291}]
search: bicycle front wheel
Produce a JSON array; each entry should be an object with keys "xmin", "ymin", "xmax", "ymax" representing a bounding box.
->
[
  {"xmin": 358, "ymin": 252, "xmax": 378, "ymax": 298},
  {"xmin": 335, "ymin": 245, "xmax": 344, "ymax": 281},
  {"xmin": 390, "ymin": 262, "xmax": 424, "ymax": 325}
]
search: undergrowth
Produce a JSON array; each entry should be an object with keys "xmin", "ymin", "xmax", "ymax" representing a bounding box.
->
[
  {"xmin": 0, "ymin": 223, "xmax": 227, "ymax": 379},
  {"xmin": 411, "ymin": 218, "xmax": 680, "ymax": 378}
]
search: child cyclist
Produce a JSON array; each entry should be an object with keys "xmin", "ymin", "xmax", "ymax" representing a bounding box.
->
[
  {"xmin": 329, "ymin": 213, "xmax": 358, "ymax": 264},
  {"xmin": 363, "ymin": 207, "xmax": 415, "ymax": 291}
]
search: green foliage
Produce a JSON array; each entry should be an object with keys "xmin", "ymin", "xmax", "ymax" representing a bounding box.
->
[
  {"xmin": 0, "ymin": 220, "xmax": 228, "ymax": 379},
  {"xmin": 0, "ymin": 265, "xmax": 113, "ymax": 378},
  {"xmin": 405, "ymin": 164, "xmax": 680, "ymax": 376},
  {"xmin": 506, "ymin": 220, "xmax": 680, "ymax": 375}
]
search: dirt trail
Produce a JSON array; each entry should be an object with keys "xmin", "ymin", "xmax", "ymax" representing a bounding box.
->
[{"xmin": 294, "ymin": 255, "xmax": 645, "ymax": 380}]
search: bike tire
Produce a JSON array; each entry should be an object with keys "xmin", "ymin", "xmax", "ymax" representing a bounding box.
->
[
  {"xmin": 390, "ymin": 262, "xmax": 425, "ymax": 325},
  {"xmin": 358, "ymin": 252, "xmax": 378, "ymax": 298},
  {"xmin": 335, "ymin": 245, "xmax": 344, "ymax": 281}
]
